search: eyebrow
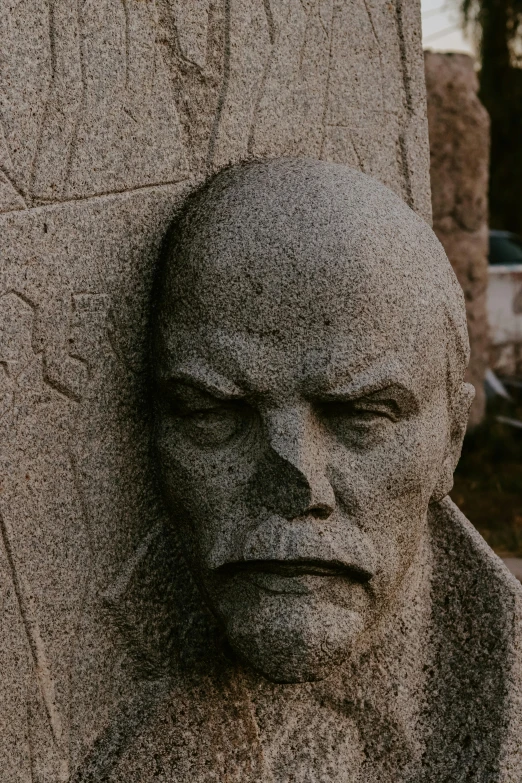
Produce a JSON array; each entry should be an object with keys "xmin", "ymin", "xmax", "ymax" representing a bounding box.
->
[
  {"xmin": 319, "ymin": 381, "xmax": 419, "ymax": 412},
  {"xmin": 308, "ymin": 364, "xmax": 421, "ymax": 414},
  {"xmin": 158, "ymin": 364, "xmax": 245, "ymax": 400},
  {"xmin": 159, "ymin": 360, "xmax": 421, "ymax": 412}
]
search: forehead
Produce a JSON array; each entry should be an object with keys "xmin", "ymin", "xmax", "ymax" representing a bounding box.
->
[
  {"xmin": 155, "ymin": 162, "xmax": 454, "ymax": 396},
  {"xmin": 158, "ymin": 244, "xmax": 447, "ymax": 400}
]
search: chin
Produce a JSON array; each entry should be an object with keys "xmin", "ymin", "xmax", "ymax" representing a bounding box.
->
[{"xmin": 218, "ymin": 593, "xmax": 365, "ymax": 683}]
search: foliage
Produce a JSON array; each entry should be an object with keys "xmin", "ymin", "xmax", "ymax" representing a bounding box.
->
[
  {"xmin": 452, "ymin": 390, "xmax": 522, "ymax": 555},
  {"xmin": 460, "ymin": 0, "xmax": 522, "ymax": 233}
]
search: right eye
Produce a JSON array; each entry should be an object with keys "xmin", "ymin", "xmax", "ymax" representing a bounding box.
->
[
  {"xmin": 158, "ymin": 380, "xmax": 255, "ymax": 447},
  {"xmin": 179, "ymin": 404, "xmax": 250, "ymax": 447},
  {"xmin": 163, "ymin": 392, "xmax": 254, "ymax": 447}
]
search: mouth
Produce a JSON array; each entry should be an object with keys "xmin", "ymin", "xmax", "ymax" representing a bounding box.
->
[{"xmin": 217, "ymin": 559, "xmax": 373, "ymax": 584}]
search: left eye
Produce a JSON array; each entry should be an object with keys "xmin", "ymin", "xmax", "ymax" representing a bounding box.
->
[
  {"xmin": 318, "ymin": 400, "xmax": 397, "ymax": 446},
  {"xmin": 320, "ymin": 401, "xmax": 396, "ymax": 423}
]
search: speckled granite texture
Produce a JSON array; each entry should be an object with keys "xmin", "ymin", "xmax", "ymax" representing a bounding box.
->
[
  {"xmin": 79, "ymin": 160, "xmax": 522, "ymax": 780},
  {"xmin": 3, "ymin": 3, "xmax": 516, "ymax": 782},
  {"xmin": 0, "ymin": 0, "xmax": 430, "ymax": 218}
]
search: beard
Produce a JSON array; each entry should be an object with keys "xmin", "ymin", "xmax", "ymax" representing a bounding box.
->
[
  {"xmin": 212, "ymin": 577, "xmax": 368, "ymax": 682},
  {"xmin": 179, "ymin": 511, "xmax": 382, "ymax": 682}
]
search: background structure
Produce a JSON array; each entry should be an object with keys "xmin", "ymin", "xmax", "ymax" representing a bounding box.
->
[
  {"xmin": 425, "ymin": 51, "xmax": 490, "ymax": 428},
  {"xmin": 0, "ymin": 2, "xmax": 430, "ymax": 779}
]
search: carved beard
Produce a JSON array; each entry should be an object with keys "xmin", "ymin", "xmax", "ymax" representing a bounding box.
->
[{"xmin": 219, "ymin": 589, "xmax": 365, "ymax": 682}]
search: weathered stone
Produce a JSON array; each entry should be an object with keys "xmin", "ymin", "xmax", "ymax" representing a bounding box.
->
[
  {"xmin": 76, "ymin": 160, "xmax": 522, "ymax": 780},
  {"xmin": 425, "ymin": 51, "xmax": 490, "ymax": 428},
  {"xmin": 4, "ymin": 3, "xmax": 515, "ymax": 782},
  {"xmin": 0, "ymin": 185, "xmax": 189, "ymax": 780},
  {"xmin": 0, "ymin": 0, "xmax": 431, "ymax": 217}
]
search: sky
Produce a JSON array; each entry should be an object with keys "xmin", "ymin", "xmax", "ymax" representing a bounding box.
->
[{"xmin": 421, "ymin": 0, "xmax": 475, "ymax": 55}]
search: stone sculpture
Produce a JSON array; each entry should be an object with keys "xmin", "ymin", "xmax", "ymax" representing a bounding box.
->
[
  {"xmin": 0, "ymin": 3, "xmax": 435, "ymax": 779},
  {"xmin": 74, "ymin": 159, "xmax": 522, "ymax": 781}
]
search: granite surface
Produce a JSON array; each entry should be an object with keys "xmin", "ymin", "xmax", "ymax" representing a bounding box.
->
[
  {"xmin": 0, "ymin": 0, "xmax": 431, "ymax": 219},
  {"xmin": 77, "ymin": 160, "xmax": 522, "ymax": 781},
  {"xmin": 2, "ymin": 2, "xmax": 513, "ymax": 781}
]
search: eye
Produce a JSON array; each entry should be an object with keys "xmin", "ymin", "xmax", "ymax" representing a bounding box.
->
[
  {"xmin": 159, "ymin": 382, "xmax": 254, "ymax": 447},
  {"xmin": 318, "ymin": 399, "xmax": 398, "ymax": 445},
  {"xmin": 320, "ymin": 399, "xmax": 398, "ymax": 422},
  {"xmin": 179, "ymin": 403, "xmax": 252, "ymax": 447}
]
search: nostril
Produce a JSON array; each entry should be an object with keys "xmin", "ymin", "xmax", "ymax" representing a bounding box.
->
[
  {"xmin": 308, "ymin": 502, "xmax": 334, "ymax": 520},
  {"xmin": 248, "ymin": 446, "xmax": 336, "ymax": 521}
]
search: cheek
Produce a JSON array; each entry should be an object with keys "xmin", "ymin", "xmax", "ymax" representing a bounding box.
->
[
  {"xmin": 327, "ymin": 412, "xmax": 448, "ymax": 592},
  {"xmin": 329, "ymin": 406, "xmax": 449, "ymax": 522}
]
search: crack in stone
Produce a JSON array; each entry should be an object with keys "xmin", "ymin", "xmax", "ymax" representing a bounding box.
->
[
  {"xmin": 0, "ymin": 510, "xmax": 69, "ymax": 776},
  {"xmin": 206, "ymin": 0, "xmax": 231, "ymax": 171}
]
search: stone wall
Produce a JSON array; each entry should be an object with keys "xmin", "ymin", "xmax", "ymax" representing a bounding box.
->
[
  {"xmin": 425, "ymin": 51, "xmax": 490, "ymax": 428},
  {"xmin": 0, "ymin": 1, "xmax": 431, "ymax": 216},
  {"xmin": 0, "ymin": 3, "xmax": 430, "ymax": 780}
]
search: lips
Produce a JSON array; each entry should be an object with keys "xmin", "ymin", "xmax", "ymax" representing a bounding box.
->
[
  {"xmin": 218, "ymin": 558, "xmax": 373, "ymax": 583},
  {"xmin": 206, "ymin": 515, "xmax": 379, "ymax": 584}
]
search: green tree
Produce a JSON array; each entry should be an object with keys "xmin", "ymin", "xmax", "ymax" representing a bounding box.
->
[{"xmin": 462, "ymin": 0, "xmax": 522, "ymax": 233}]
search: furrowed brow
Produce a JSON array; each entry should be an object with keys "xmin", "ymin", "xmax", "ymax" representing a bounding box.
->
[
  {"xmin": 159, "ymin": 366, "xmax": 245, "ymax": 400},
  {"xmin": 317, "ymin": 380, "xmax": 420, "ymax": 414}
]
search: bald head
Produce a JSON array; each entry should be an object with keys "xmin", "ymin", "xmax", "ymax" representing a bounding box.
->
[
  {"xmin": 152, "ymin": 159, "xmax": 473, "ymax": 682},
  {"xmin": 155, "ymin": 158, "xmax": 469, "ymax": 408}
]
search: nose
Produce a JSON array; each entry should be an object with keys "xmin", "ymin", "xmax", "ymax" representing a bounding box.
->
[{"xmin": 249, "ymin": 404, "xmax": 336, "ymax": 520}]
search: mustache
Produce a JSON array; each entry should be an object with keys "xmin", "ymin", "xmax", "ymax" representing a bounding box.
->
[{"xmin": 207, "ymin": 515, "xmax": 379, "ymax": 581}]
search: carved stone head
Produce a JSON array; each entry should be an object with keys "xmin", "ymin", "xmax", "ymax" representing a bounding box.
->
[{"xmin": 152, "ymin": 159, "xmax": 473, "ymax": 683}]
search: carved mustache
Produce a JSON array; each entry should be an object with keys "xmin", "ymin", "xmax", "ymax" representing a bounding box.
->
[{"xmin": 207, "ymin": 516, "xmax": 379, "ymax": 582}]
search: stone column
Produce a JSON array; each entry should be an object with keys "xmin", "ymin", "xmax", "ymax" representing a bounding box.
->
[
  {"xmin": 425, "ymin": 51, "xmax": 490, "ymax": 428},
  {"xmin": 0, "ymin": 3, "xmax": 430, "ymax": 780}
]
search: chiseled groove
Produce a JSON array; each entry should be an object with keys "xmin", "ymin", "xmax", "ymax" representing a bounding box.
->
[
  {"xmin": 28, "ymin": 0, "xmax": 54, "ymax": 207},
  {"xmin": 362, "ymin": 0, "xmax": 386, "ymax": 113},
  {"xmin": 0, "ymin": 119, "xmax": 28, "ymax": 207},
  {"xmin": 0, "ymin": 177, "xmax": 192, "ymax": 219},
  {"xmin": 206, "ymin": 0, "xmax": 231, "ymax": 170},
  {"xmin": 122, "ymin": 0, "xmax": 131, "ymax": 90},
  {"xmin": 319, "ymin": 1, "xmax": 335, "ymax": 159},
  {"xmin": 247, "ymin": 0, "xmax": 276, "ymax": 155},
  {"xmin": 263, "ymin": 0, "xmax": 275, "ymax": 45},
  {"xmin": 48, "ymin": 0, "xmax": 58, "ymax": 77},
  {"xmin": 42, "ymin": 357, "xmax": 84, "ymax": 403},
  {"xmin": 394, "ymin": 0, "xmax": 414, "ymax": 209},
  {"xmin": 0, "ymin": 168, "xmax": 28, "ymax": 208},
  {"xmin": 63, "ymin": 0, "xmax": 86, "ymax": 200},
  {"xmin": 0, "ymin": 510, "xmax": 68, "ymax": 772}
]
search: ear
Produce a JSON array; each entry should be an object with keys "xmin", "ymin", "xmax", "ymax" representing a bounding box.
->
[{"xmin": 430, "ymin": 382, "xmax": 475, "ymax": 502}]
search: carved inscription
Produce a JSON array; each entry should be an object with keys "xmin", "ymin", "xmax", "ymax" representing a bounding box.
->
[{"xmin": 0, "ymin": 0, "xmax": 429, "ymax": 219}]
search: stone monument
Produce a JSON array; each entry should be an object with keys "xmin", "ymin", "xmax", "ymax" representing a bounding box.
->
[
  {"xmin": 0, "ymin": 5, "xmax": 432, "ymax": 780},
  {"xmin": 2, "ymin": 3, "xmax": 520, "ymax": 782},
  {"xmin": 76, "ymin": 159, "xmax": 522, "ymax": 781}
]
